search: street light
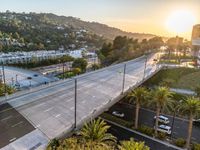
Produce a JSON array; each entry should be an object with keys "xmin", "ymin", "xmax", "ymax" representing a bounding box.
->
[
  {"xmin": 1, "ymin": 62, "xmax": 7, "ymax": 96},
  {"xmin": 122, "ymin": 63, "xmax": 126, "ymax": 94},
  {"xmin": 74, "ymin": 78, "xmax": 77, "ymax": 129},
  {"xmin": 143, "ymin": 55, "xmax": 148, "ymax": 80}
]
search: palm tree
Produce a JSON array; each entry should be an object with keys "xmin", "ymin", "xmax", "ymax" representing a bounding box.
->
[
  {"xmin": 118, "ymin": 138, "xmax": 150, "ymax": 150},
  {"xmin": 128, "ymin": 87, "xmax": 148, "ymax": 129},
  {"xmin": 150, "ymin": 87, "xmax": 172, "ymax": 136},
  {"xmin": 80, "ymin": 118, "xmax": 116, "ymax": 148},
  {"xmin": 179, "ymin": 97, "xmax": 200, "ymax": 149}
]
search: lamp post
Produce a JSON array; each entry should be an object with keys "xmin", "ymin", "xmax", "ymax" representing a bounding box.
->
[
  {"xmin": 62, "ymin": 62, "xmax": 65, "ymax": 79},
  {"xmin": 143, "ymin": 55, "xmax": 148, "ymax": 80},
  {"xmin": 74, "ymin": 78, "xmax": 77, "ymax": 129},
  {"xmin": 2, "ymin": 62, "xmax": 7, "ymax": 96},
  {"xmin": 122, "ymin": 63, "xmax": 126, "ymax": 94}
]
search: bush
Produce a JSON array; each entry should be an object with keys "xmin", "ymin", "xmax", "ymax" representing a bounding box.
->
[
  {"xmin": 192, "ymin": 143, "xmax": 200, "ymax": 150},
  {"xmin": 174, "ymin": 138, "xmax": 186, "ymax": 148},
  {"xmin": 137, "ymin": 125, "xmax": 154, "ymax": 136},
  {"xmin": 157, "ymin": 132, "xmax": 167, "ymax": 140},
  {"xmin": 100, "ymin": 113, "xmax": 133, "ymax": 128}
]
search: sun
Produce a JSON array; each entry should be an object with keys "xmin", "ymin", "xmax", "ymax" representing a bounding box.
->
[{"xmin": 165, "ymin": 10, "xmax": 196, "ymax": 34}]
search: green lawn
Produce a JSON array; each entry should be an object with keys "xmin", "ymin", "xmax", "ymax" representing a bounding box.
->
[{"xmin": 144, "ymin": 68, "xmax": 200, "ymax": 90}]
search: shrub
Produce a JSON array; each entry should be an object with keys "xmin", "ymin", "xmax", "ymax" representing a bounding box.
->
[
  {"xmin": 157, "ymin": 132, "xmax": 167, "ymax": 140},
  {"xmin": 175, "ymin": 138, "xmax": 186, "ymax": 148},
  {"xmin": 137, "ymin": 125, "xmax": 154, "ymax": 136},
  {"xmin": 100, "ymin": 113, "xmax": 133, "ymax": 128},
  {"xmin": 192, "ymin": 143, "xmax": 200, "ymax": 150}
]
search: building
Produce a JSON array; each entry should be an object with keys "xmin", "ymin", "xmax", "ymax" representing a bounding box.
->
[{"xmin": 192, "ymin": 24, "xmax": 200, "ymax": 66}]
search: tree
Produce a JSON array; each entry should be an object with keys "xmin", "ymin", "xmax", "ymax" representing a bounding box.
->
[
  {"xmin": 80, "ymin": 118, "xmax": 116, "ymax": 148},
  {"xmin": 150, "ymin": 87, "xmax": 172, "ymax": 136},
  {"xmin": 91, "ymin": 63, "xmax": 100, "ymax": 70},
  {"xmin": 72, "ymin": 58, "xmax": 88, "ymax": 72},
  {"xmin": 118, "ymin": 138, "xmax": 150, "ymax": 150},
  {"xmin": 148, "ymin": 36, "xmax": 164, "ymax": 50},
  {"xmin": 128, "ymin": 87, "xmax": 148, "ymax": 129},
  {"xmin": 195, "ymin": 86, "xmax": 200, "ymax": 98},
  {"xmin": 72, "ymin": 68, "xmax": 81, "ymax": 75},
  {"xmin": 179, "ymin": 97, "xmax": 200, "ymax": 149}
]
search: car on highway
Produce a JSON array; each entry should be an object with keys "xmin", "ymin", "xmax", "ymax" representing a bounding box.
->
[
  {"xmin": 193, "ymin": 119, "xmax": 200, "ymax": 126},
  {"xmin": 112, "ymin": 111, "xmax": 124, "ymax": 118},
  {"xmin": 154, "ymin": 115, "xmax": 170, "ymax": 124},
  {"xmin": 153, "ymin": 59, "xmax": 158, "ymax": 62},
  {"xmin": 155, "ymin": 125, "xmax": 171, "ymax": 135}
]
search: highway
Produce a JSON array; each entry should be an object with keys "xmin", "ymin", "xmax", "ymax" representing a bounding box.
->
[{"xmin": 0, "ymin": 54, "xmax": 160, "ymax": 149}]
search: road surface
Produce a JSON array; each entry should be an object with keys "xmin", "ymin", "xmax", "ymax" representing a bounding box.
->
[
  {"xmin": 0, "ymin": 54, "xmax": 160, "ymax": 149},
  {"xmin": 108, "ymin": 102, "xmax": 200, "ymax": 143}
]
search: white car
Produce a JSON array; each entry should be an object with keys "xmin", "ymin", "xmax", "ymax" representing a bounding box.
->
[
  {"xmin": 112, "ymin": 111, "xmax": 124, "ymax": 118},
  {"xmin": 155, "ymin": 125, "xmax": 172, "ymax": 135},
  {"xmin": 154, "ymin": 115, "xmax": 170, "ymax": 124}
]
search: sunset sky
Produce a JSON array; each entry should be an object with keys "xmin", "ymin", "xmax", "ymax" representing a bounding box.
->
[{"xmin": 1, "ymin": 0, "xmax": 200, "ymax": 39}]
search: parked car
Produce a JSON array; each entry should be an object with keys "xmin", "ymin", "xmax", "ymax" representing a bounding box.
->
[
  {"xmin": 27, "ymin": 77, "xmax": 32, "ymax": 80},
  {"xmin": 33, "ymin": 74, "xmax": 38, "ymax": 77},
  {"xmin": 193, "ymin": 119, "xmax": 200, "ymax": 126},
  {"xmin": 153, "ymin": 59, "xmax": 158, "ymax": 62},
  {"xmin": 112, "ymin": 111, "xmax": 124, "ymax": 118},
  {"xmin": 154, "ymin": 115, "xmax": 170, "ymax": 124},
  {"xmin": 154, "ymin": 125, "xmax": 172, "ymax": 135}
]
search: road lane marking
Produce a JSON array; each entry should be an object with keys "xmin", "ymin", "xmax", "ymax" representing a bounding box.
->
[
  {"xmin": 11, "ymin": 121, "xmax": 23, "ymax": 128},
  {"xmin": 55, "ymin": 114, "xmax": 61, "ymax": 118},
  {"xmin": 1, "ymin": 115, "xmax": 12, "ymax": 121},
  {"xmin": 9, "ymin": 137, "xmax": 16, "ymax": 142},
  {"xmin": 43, "ymin": 107, "xmax": 53, "ymax": 112}
]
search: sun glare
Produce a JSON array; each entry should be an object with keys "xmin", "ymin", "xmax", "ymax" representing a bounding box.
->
[{"xmin": 166, "ymin": 10, "xmax": 196, "ymax": 34}]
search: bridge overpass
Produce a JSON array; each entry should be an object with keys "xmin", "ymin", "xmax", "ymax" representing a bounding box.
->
[{"xmin": 0, "ymin": 54, "xmax": 162, "ymax": 150}]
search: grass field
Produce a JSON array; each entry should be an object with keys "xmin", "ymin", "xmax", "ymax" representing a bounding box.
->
[{"xmin": 144, "ymin": 68, "xmax": 200, "ymax": 90}]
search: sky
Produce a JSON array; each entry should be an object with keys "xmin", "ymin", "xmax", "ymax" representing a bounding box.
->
[{"xmin": 1, "ymin": 0, "xmax": 200, "ymax": 39}]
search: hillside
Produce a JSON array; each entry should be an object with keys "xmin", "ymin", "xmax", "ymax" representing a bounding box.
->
[
  {"xmin": 38, "ymin": 13, "xmax": 155, "ymax": 40},
  {"xmin": 0, "ymin": 11, "xmax": 155, "ymax": 52}
]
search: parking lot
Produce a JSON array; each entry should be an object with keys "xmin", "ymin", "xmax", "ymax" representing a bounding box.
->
[{"xmin": 0, "ymin": 66, "xmax": 53, "ymax": 89}]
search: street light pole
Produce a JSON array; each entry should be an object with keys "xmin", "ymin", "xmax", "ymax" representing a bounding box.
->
[
  {"xmin": 122, "ymin": 63, "xmax": 126, "ymax": 94},
  {"xmin": 74, "ymin": 78, "xmax": 77, "ymax": 129},
  {"xmin": 2, "ymin": 62, "xmax": 7, "ymax": 96},
  {"xmin": 143, "ymin": 55, "xmax": 148, "ymax": 80},
  {"xmin": 63, "ymin": 62, "xmax": 65, "ymax": 79}
]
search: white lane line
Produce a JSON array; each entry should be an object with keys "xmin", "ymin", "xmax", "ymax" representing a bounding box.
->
[
  {"xmin": 36, "ymin": 124, "xmax": 40, "ymax": 127},
  {"xmin": 1, "ymin": 115, "xmax": 12, "ymax": 121},
  {"xmin": 43, "ymin": 107, "xmax": 53, "ymax": 112},
  {"xmin": 11, "ymin": 121, "xmax": 23, "ymax": 128},
  {"xmin": 9, "ymin": 137, "xmax": 16, "ymax": 142},
  {"xmin": 55, "ymin": 114, "xmax": 61, "ymax": 118}
]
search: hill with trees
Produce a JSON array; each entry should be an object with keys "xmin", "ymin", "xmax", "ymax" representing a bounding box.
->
[{"xmin": 0, "ymin": 11, "xmax": 155, "ymax": 52}]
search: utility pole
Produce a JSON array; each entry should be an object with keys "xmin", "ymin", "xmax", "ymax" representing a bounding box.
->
[
  {"xmin": 2, "ymin": 62, "xmax": 7, "ymax": 96},
  {"xmin": 74, "ymin": 78, "xmax": 77, "ymax": 129},
  {"xmin": 122, "ymin": 63, "xmax": 126, "ymax": 94},
  {"xmin": 62, "ymin": 62, "xmax": 65, "ymax": 79},
  {"xmin": 143, "ymin": 55, "xmax": 148, "ymax": 80}
]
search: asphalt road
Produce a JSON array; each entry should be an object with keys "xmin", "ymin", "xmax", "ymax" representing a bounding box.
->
[
  {"xmin": 108, "ymin": 102, "xmax": 200, "ymax": 143},
  {"xmin": 0, "ymin": 103, "xmax": 35, "ymax": 148},
  {"xmin": 107, "ymin": 121, "xmax": 182, "ymax": 150}
]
